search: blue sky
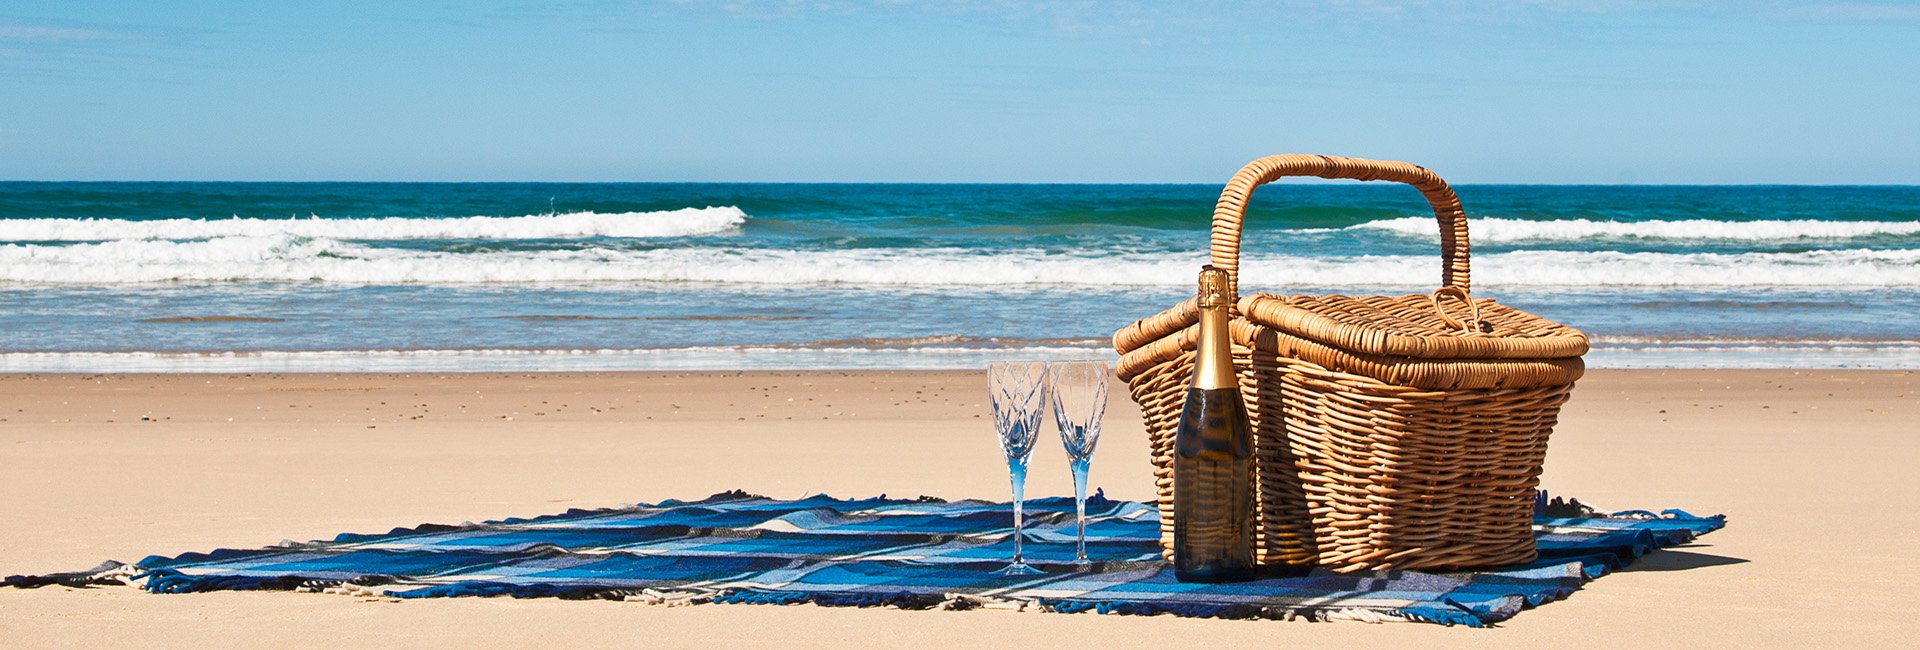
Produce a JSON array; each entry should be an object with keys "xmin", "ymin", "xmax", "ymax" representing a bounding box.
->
[{"xmin": 1, "ymin": 1, "xmax": 1915, "ymax": 183}]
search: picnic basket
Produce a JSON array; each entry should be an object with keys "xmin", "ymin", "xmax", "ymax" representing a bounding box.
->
[{"xmin": 1112, "ymin": 154, "xmax": 1590, "ymax": 573}]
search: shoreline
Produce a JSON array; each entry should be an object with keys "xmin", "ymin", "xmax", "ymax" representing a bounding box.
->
[
  {"xmin": 6, "ymin": 344, "xmax": 1920, "ymax": 373},
  {"xmin": 3, "ymin": 368, "xmax": 1917, "ymax": 646},
  {"xmin": 3, "ymin": 366, "xmax": 1915, "ymax": 376}
]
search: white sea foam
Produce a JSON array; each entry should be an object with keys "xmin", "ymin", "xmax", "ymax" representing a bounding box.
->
[
  {"xmin": 2, "ymin": 238, "xmax": 1918, "ymax": 287},
  {"xmin": 1344, "ymin": 216, "xmax": 1920, "ymax": 243},
  {"xmin": 0, "ymin": 345, "xmax": 1117, "ymax": 373},
  {"xmin": 6, "ymin": 339, "xmax": 1918, "ymax": 372},
  {"xmin": 1591, "ymin": 335, "xmax": 1920, "ymax": 346},
  {"xmin": 1585, "ymin": 340, "xmax": 1920, "ymax": 370},
  {"xmin": 0, "ymin": 207, "xmax": 747, "ymax": 241}
]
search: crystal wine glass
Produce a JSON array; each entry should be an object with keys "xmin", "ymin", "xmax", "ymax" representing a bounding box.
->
[
  {"xmin": 1048, "ymin": 360, "xmax": 1109, "ymax": 566},
  {"xmin": 988, "ymin": 360, "xmax": 1048, "ymax": 575}
]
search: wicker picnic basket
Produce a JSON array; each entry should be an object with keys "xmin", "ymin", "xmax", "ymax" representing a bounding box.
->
[{"xmin": 1112, "ymin": 154, "xmax": 1590, "ymax": 573}]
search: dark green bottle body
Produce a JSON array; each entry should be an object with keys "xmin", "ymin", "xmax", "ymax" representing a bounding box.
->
[{"xmin": 1172, "ymin": 386, "xmax": 1256, "ymax": 582}]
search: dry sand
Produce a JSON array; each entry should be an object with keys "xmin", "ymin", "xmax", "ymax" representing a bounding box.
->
[{"xmin": 1, "ymin": 369, "xmax": 1915, "ymax": 647}]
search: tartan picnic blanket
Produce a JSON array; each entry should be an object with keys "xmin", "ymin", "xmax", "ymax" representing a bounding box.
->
[{"xmin": 4, "ymin": 490, "xmax": 1723, "ymax": 627}]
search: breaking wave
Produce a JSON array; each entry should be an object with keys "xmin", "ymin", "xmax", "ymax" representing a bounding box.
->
[
  {"xmin": 2, "ymin": 236, "xmax": 1917, "ymax": 287},
  {"xmin": 0, "ymin": 207, "xmax": 747, "ymax": 241},
  {"xmin": 1345, "ymin": 216, "xmax": 1920, "ymax": 243}
]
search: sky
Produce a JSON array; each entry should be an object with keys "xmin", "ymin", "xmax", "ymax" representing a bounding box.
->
[{"xmin": 0, "ymin": 1, "xmax": 1915, "ymax": 183}]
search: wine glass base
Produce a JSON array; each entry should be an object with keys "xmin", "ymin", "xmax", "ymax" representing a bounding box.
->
[{"xmin": 994, "ymin": 562, "xmax": 1044, "ymax": 576}]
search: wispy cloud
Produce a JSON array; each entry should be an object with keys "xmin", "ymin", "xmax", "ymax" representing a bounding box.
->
[
  {"xmin": 640, "ymin": 0, "xmax": 1920, "ymax": 21},
  {"xmin": 480, "ymin": 0, "xmax": 1920, "ymax": 43},
  {"xmin": 0, "ymin": 18, "xmax": 199, "ymax": 76},
  {"xmin": 1781, "ymin": 1, "xmax": 1920, "ymax": 22},
  {"xmin": 0, "ymin": 23, "xmax": 132, "ymax": 41},
  {"xmin": 1377, "ymin": 0, "xmax": 1920, "ymax": 21}
]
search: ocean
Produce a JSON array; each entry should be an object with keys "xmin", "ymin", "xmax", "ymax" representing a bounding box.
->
[{"xmin": 2, "ymin": 182, "xmax": 1917, "ymax": 372}]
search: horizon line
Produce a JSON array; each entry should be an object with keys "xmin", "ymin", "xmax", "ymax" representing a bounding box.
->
[{"xmin": 3, "ymin": 179, "xmax": 1917, "ymax": 188}]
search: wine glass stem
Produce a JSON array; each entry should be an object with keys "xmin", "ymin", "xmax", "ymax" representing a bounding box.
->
[
  {"xmin": 1009, "ymin": 462, "xmax": 1028, "ymax": 565},
  {"xmin": 1070, "ymin": 458, "xmax": 1089, "ymax": 563}
]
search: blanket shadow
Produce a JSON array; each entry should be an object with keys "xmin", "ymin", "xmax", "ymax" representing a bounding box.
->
[{"xmin": 1621, "ymin": 546, "xmax": 1748, "ymax": 572}]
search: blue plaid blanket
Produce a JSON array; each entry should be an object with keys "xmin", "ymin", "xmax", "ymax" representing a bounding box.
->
[{"xmin": 4, "ymin": 491, "xmax": 1722, "ymax": 627}]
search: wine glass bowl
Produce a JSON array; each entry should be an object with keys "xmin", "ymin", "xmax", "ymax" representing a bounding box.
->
[
  {"xmin": 1048, "ymin": 359, "xmax": 1109, "ymax": 566},
  {"xmin": 988, "ymin": 361, "xmax": 1049, "ymax": 575}
]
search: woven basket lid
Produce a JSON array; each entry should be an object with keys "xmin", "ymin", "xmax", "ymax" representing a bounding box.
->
[{"xmin": 1239, "ymin": 290, "xmax": 1589, "ymax": 361}]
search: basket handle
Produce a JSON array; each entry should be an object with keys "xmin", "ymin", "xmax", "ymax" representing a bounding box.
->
[
  {"xmin": 1211, "ymin": 154, "xmax": 1471, "ymax": 295},
  {"xmin": 1429, "ymin": 285, "xmax": 1491, "ymax": 334}
]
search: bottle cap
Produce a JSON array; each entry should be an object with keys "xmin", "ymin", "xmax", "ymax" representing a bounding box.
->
[{"xmin": 1197, "ymin": 266, "xmax": 1233, "ymax": 308}]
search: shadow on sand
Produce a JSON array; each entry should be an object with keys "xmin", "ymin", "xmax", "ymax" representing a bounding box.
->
[{"xmin": 1621, "ymin": 545, "xmax": 1749, "ymax": 572}]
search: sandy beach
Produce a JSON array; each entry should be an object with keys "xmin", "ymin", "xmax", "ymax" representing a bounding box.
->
[{"xmin": 0, "ymin": 368, "xmax": 1913, "ymax": 646}]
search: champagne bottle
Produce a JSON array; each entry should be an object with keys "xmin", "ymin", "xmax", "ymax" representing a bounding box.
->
[{"xmin": 1173, "ymin": 265, "xmax": 1256, "ymax": 582}]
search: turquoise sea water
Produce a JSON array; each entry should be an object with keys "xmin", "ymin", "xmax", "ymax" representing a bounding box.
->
[{"xmin": 2, "ymin": 182, "xmax": 1917, "ymax": 371}]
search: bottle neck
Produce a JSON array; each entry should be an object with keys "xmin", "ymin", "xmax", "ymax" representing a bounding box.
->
[{"xmin": 1190, "ymin": 305, "xmax": 1236, "ymax": 390}]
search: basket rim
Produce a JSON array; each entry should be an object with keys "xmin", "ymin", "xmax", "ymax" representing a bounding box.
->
[{"xmin": 1240, "ymin": 292, "xmax": 1590, "ymax": 361}]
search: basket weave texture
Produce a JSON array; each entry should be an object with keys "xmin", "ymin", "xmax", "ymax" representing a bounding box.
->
[{"xmin": 1113, "ymin": 154, "xmax": 1590, "ymax": 572}]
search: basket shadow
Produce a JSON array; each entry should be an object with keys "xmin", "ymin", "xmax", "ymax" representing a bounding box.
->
[
  {"xmin": 1245, "ymin": 347, "xmax": 1319, "ymax": 566},
  {"xmin": 1620, "ymin": 546, "xmax": 1749, "ymax": 572}
]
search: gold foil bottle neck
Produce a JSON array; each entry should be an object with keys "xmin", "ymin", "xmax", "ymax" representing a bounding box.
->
[
  {"xmin": 1190, "ymin": 266, "xmax": 1237, "ymax": 390},
  {"xmin": 1197, "ymin": 266, "xmax": 1233, "ymax": 309}
]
